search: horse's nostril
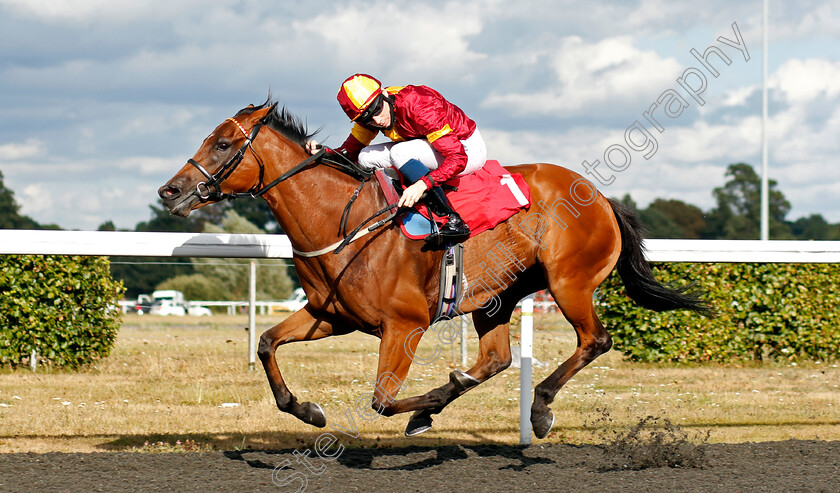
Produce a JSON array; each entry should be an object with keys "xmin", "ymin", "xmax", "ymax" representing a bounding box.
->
[{"xmin": 159, "ymin": 185, "xmax": 181, "ymax": 199}]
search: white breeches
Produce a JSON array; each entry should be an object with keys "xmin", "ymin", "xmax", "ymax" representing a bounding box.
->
[{"xmin": 357, "ymin": 129, "xmax": 486, "ymax": 175}]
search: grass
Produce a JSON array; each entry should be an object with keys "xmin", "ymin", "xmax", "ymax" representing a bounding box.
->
[{"xmin": 0, "ymin": 312, "xmax": 837, "ymax": 453}]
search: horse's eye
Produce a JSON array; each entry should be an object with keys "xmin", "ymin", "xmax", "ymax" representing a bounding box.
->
[{"xmin": 216, "ymin": 141, "xmax": 231, "ymax": 151}]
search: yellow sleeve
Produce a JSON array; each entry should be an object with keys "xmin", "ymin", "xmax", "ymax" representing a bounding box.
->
[
  {"xmin": 351, "ymin": 123, "xmax": 377, "ymax": 145},
  {"xmin": 426, "ymin": 124, "xmax": 452, "ymax": 143}
]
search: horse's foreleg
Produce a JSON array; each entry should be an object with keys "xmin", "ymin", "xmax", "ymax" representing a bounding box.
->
[
  {"xmin": 367, "ymin": 323, "xmax": 424, "ymax": 417},
  {"xmin": 257, "ymin": 306, "xmax": 334, "ymax": 427},
  {"xmin": 530, "ymin": 291, "xmax": 612, "ymax": 439},
  {"xmin": 366, "ymin": 315, "xmax": 474, "ymax": 423}
]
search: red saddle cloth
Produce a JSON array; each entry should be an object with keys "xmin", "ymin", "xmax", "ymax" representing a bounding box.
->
[
  {"xmin": 445, "ymin": 159, "xmax": 531, "ymax": 236},
  {"xmin": 378, "ymin": 160, "xmax": 532, "ymax": 240}
]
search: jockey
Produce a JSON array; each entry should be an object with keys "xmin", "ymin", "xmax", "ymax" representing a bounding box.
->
[{"xmin": 307, "ymin": 73, "xmax": 486, "ymax": 244}]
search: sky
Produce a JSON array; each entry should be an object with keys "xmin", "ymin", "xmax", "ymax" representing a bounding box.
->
[{"xmin": 0, "ymin": 0, "xmax": 838, "ymax": 231}]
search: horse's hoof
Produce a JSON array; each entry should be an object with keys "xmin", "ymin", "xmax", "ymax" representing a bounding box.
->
[
  {"xmin": 303, "ymin": 402, "xmax": 327, "ymax": 428},
  {"xmin": 531, "ymin": 411, "xmax": 555, "ymax": 439},
  {"xmin": 405, "ymin": 413, "xmax": 433, "ymax": 437}
]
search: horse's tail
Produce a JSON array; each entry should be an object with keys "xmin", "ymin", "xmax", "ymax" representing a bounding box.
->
[{"xmin": 608, "ymin": 198, "xmax": 714, "ymax": 317}]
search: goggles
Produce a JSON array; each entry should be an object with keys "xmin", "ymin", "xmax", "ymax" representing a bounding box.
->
[{"xmin": 356, "ymin": 94, "xmax": 384, "ymax": 125}]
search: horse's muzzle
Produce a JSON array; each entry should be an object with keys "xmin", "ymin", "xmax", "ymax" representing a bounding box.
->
[{"xmin": 158, "ymin": 182, "xmax": 197, "ymax": 217}]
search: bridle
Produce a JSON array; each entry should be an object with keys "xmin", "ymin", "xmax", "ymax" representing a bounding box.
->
[
  {"xmin": 185, "ymin": 115, "xmax": 397, "ymax": 256},
  {"xmin": 187, "ymin": 116, "xmax": 327, "ymax": 202}
]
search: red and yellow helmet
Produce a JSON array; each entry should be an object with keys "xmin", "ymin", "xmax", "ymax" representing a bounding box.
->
[{"xmin": 337, "ymin": 74, "xmax": 383, "ymax": 121}]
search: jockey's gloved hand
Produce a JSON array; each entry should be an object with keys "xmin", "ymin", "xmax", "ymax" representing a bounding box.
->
[
  {"xmin": 305, "ymin": 140, "xmax": 321, "ymax": 155},
  {"xmin": 398, "ymin": 180, "xmax": 428, "ymax": 209}
]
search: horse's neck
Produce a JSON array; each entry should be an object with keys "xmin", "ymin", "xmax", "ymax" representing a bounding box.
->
[{"xmin": 260, "ymin": 144, "xmax": 378, "ymax": 253}]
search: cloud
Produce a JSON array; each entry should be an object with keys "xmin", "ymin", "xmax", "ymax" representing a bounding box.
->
[
  {"xmin": 119, "ymin": 156, "xmax": 190, "ymax": 176},
  {"xmin": 0, "ymin": 139, "xmax": 43, "ymax": 160},
  {"xmin": 482, "ymin": 36, "xmax": 682, "ymax": 116},
  {"xmin": 655, "ymin": 117, "xmax": 762, "ymax": 164},
  {"xmin": 11, "ymin": 170, "xmax": 169, "ymax": 230},
  {"xmin": 0, "ymin": 0, "xmax": 203, "ymax": 23},
  {"xmin": 3, "ymin": 150, "xmax": 193, "ymax": 230},
  {"xmin": 618, "ymin": 162, "xmax": 729, "ymax": 211},
  {"xmin": 1, "ymin": 0, "xmax": 839, "ymax": 229},
  {"xmin": 750, "ymin": 2, "xmax": 840, "ymax": 42},
  {"xmin": 720, "ymin": 85, "xmax": 758, "ymax": 107},
  {"xmin": 295, "ymin": 2, "xmax": 488, "ymax": 79},
  {"xmin": 770, "ymin": 58, "xmax": 840, "ymax": 103},
  {"xmin": 20, "ymin": 183, "xmax": 53, "ymax": 216},
  {"xmin": 480, "ymin": 127, "xmax": 613, "ymax": 166},
  {"xmin": 483, "ymin": 122, "xmax": 734, "ymax": 212}
]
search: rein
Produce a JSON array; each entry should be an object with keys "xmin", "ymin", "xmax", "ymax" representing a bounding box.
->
[
  {"xmin": 188, "ymin": 117, "xmax": 373, "ymax": 202},
  {"xmin": 188, "ymin": 117, "xmax": 395, "ymax": 257},
  {"xmin": 292, "ymin": 204, "xmax": 399, "ymax": 257}
]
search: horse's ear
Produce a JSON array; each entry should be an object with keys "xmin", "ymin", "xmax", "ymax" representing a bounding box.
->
[{"xmin": 249, "ymin": 103, "xmax": 276, "ymax": 121}]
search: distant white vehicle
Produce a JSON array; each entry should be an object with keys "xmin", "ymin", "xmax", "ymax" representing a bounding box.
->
[
  {"xmin": 149, "ymin": 299, "xmax": 186, "ymax": 316},
  {"xmin": 133, "ymin": 294, "xmax": 153, "ymax": 315},
  {"xmin": 187, "ymin": 305, "xmax": 212, "ymax": 316},
  {"xmin": 151, "ymin": 289, "xmax": 185, "ymax": 304},
  {"xmin": 274, "ymin": 288, "xmax": 307, "ymax": 312}
]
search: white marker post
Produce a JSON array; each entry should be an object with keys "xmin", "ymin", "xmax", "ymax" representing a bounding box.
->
[
  {"xmin": 249, "ymin": 260, "xmax": 257, "ymax": 371},
  {"xmin": 519, "ymin": 295, "xmax": 534, "ymax": 445}
]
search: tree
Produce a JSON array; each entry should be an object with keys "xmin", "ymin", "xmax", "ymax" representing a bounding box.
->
[
  {"xmin": 0, "ymin": 169, "xmax": 43, "ymax": 229},
  {"xmin": 617, "ymin": 194, "xmax": 689, "ymax": 238},
  {"xmin": 638, "ymin": 207, "xmax": 683, "ymax": 238},
  {"xmin": 617, "ymin": 194, "xmax": 637, "ymax": 210},
  {"xmin": 109, "ymin": 199, "xmax": 198, "ymax": 298},
  {"xmin": 155, "ymin": 273, "xmax": 228, "ymax": 301},
  {"xmin": 97, "ymin": 220, "xmax": 117, "ymax": 232},
  {"xmin": 789, "ymin": 214, "xmax": 839, "ymax": 240},
  {"xmin": 134, "ymin": 199, "xmax": 203, "ymax": 233},
  {"xmin": 704, "ymin": 163, "xmax": 792, "ymax": 239},
  {"xmin": 647, "ymin": 199, "xmax": 707, "ymax": 239},
  {"xmin": 112, "ymin": 198, "xmax": 287, "ymax": 299},
  {"xmin": 229, "ymin": 198, "xmax": 284, "ymax": 234},
  {"xmin": 182, "ymin": 198, "xmax": 285, "ymax": 235},
  {"xmin": 182, "ymin": 210, "xmax": 293, "ymax": 301}
]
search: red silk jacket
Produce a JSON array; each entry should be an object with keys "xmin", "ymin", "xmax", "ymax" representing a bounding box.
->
[{"xmin": 338, "ymin": 85, "xmax": 478, "ymax": 188}]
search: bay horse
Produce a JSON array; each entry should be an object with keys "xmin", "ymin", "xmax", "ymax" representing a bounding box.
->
[{"xmin": 158, "ymin": 101, "xmax": 710, "ymax": 439}]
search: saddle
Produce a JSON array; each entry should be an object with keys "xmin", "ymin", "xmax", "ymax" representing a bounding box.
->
[
  {"xmin": 374, "ymin": 160, "xmax": 531, "ymax": 242},
  {"xmin": 373, "ymin": 161, "xmax": 530, "ymax": 322}
]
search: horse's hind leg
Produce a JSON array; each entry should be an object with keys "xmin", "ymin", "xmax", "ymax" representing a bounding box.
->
[
  {"xmin": 371, "ymin": 268, "xmax": 542, "ymax": 435},
  {"xmin": 257, "ymin": 306, "xmax": 334, "ymax": 427},
  {"xmin": 401, "ymin": 269, "xmax": 546, "ymax": 436},
  {"xmin": 530, "ymin": 288, "xmax": 612, "ymax": 439}
]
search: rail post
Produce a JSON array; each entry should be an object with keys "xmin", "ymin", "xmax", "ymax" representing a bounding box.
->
[
  {"xmin": 249, "ymin": 260, "xmax": 257, "ymax": 371},
  {"xmin": 519, "ymin": 295, "xmax": 534, "ymax": 444}
]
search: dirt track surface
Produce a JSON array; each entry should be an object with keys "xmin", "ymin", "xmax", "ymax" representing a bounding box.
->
[{"xmin": 0, "ymin": 440, "xmax": 838, "ymax": 492}]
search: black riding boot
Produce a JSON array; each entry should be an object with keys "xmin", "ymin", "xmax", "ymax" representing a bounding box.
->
[{"xmin": 424, "ymin": 186, "xmax": 470, "ymax": 244}]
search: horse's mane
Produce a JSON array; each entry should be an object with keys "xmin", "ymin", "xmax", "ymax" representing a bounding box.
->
[{"xmin": 235, "ymin": 98, "xmax": 319, "ymax": 150}]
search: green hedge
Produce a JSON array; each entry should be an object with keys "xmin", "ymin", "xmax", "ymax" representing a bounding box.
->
[
  {"xmin": 599, "ymin": 263, "xmax": 840, "ymax": 363},
  {"xmin": 0, "ymin": 255, "xmax": 124, "ymax": 369}
]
